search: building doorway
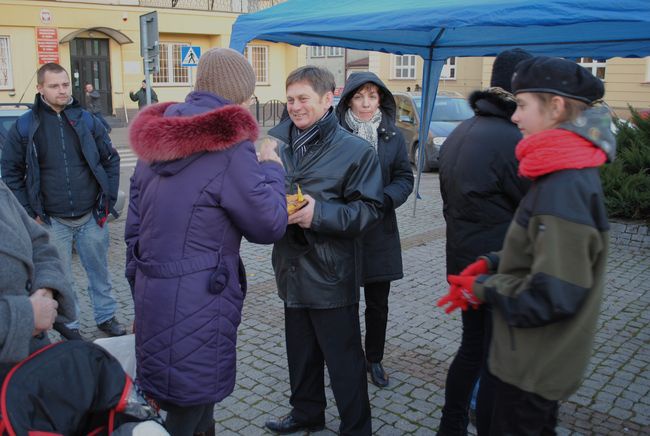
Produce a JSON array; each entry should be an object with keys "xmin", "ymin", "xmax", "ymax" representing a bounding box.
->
[{"xmin": 70, "ymin": 38, "xmax": 112, "ymax": 114}]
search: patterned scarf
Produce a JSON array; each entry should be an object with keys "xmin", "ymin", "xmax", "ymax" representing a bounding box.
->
[
  {"xmin": 516, "ymin": 129, "xmax": 607, "ymax": 179},
  {"xmin": 290, "ymin": 108, "xmax": 333, "ymax": 161},
  {"xmin": 345, "ymin": 108, "xmax": 382, "ymax": 148}
]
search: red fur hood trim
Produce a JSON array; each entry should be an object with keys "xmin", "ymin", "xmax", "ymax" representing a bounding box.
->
[{"xmin": 128, "ymin": 102, "xmax": 259, "ymax": 162}]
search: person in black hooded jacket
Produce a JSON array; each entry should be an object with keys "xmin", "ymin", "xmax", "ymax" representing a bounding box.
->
[
  {"xmin": 336, "ymin": 72, "xmax": 414, "ymax": 388},
  {"xmin": 436, "ymin": 49, "xmax": 532, "ymax": 435}
]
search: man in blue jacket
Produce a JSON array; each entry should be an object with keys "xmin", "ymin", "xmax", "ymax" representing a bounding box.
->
[{"xmin": 1, "ymin": 63, "xmax": 125, "ymax": 339}]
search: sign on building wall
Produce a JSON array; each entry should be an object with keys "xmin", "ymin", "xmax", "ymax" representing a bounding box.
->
[
  {"xmin": 36, "ymin": 27, "xmax": 59, "ymax": 64},
  {"xmin": 39, "ymin": 9, "xmax": 53, "ymax": 25}
]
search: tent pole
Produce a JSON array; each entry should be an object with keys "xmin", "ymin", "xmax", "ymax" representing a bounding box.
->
[{"xmin": 412, "ymin": 56, "xmax": 444, "ymax": 216}]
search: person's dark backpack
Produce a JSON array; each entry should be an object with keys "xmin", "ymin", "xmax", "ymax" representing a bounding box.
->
[
  {"xmin": 15, "ymin": 110, "xmax": 97, "ymax": 144},
  {"xmin": 0, "ymin": 341, "xmax": 162, "ymax": 436}
]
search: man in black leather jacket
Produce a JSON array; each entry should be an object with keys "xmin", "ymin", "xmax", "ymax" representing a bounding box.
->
[{"xmin": 264, "ymin": 66, "xmax": 383, "ymax": 436}]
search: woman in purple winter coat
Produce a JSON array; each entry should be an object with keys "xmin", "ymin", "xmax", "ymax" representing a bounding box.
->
[{"xmin": 125, "ymin": 48, "xmax": 288, "ymax": 436}]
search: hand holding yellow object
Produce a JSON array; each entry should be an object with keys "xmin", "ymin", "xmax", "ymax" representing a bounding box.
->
[{"xmin": 286, "ymin": 184, "xmax": 308, "ymax": 215}]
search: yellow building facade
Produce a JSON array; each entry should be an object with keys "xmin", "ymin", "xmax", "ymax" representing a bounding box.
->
[
  {"xmin": 0, "ymin": 0, "xmax": 299, "ymax": 119},
  {"xmin": 369, "ymin": 52, "xmax": 650, "ymax": 118},
  {"xmin": 2, "ymin": 1, "xmax": 648, "ymax": 120}
]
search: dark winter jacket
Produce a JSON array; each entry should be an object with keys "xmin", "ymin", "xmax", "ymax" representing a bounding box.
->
[
  {"xmin": 473, "ymin": 107, "xmax": 611, "ymax": 401},
  {"xmin": 125, "ymin": 91, "xmax": 288, "ymax": 406},
  {"xmin": 269, "ymin": 109, "xmax": 383, "ymax": 309},
  {"xmin": 0, "ymin": 180, "xmax": 75, "ymax": 380},
  {"xmin": 1, "ymin": 94, "xmax": 120, "ymax": 225},
  {"xmin": 336, "ymin": 72, "xmax": 414, "ymax": 283},
  {"xmin": 129, "ymin": 87, "xmax": 158, "ymax": 109},
  {"xmin": 439, "ymin": 89, "xmax": 530, "ymax": 275}
]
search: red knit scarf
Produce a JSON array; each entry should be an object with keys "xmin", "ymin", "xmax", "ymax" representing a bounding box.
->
[{"xmin": 515, "ymin": 129, "xmax": 607, "ymax": 179}]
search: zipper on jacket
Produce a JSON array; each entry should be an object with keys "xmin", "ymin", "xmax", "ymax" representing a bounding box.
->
[{"xmin": 57, "ymin": 113, "xmax": 77, "ymax": 217}]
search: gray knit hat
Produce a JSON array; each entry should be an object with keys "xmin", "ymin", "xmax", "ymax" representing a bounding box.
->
[{"xmin": 195, "ymin": 48, "xmax": 256, "ymax": 104}]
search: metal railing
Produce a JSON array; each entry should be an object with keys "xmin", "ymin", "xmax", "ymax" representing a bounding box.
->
[
  {"xmin": 250, "ymin": 97, "xmax": 286, "ymax": 127},
  {"xmin": 139, "ymin": 0, "xmax": 283, "ymax": 13}
]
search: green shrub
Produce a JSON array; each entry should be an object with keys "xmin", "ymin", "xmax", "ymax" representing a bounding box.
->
[{"xmin": 600, "ymin": 108, "xmax": 650, "ymax": 222}]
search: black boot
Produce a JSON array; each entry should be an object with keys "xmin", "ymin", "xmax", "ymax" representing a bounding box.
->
[
  {"xmin": 367, "ymin": 361, "xmax": 389, "ymax": 387},
  {"xmin": 265, "ymin": 414, "xmax": 325, "ymax": 434}
]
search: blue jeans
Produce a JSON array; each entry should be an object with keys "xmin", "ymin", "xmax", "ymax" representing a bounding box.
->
[{"xmin": 46, "ymin": 217, "xmax": 116, "ymax": 328}]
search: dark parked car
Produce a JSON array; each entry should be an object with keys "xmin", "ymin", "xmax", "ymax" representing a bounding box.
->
[
  {"xmin": 0, "ymin": 103, "xmax": 31, "ymax": 149},
  {"xmin": 393, "ymin": 92, "xmax": 473, "ymax": 171},
  {"xmin": 0, "ymin": 103, "xmax": 32, "ymax": 177}
]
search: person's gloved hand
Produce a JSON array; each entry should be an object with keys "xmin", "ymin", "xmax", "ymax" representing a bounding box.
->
[
  {"xmin": 460, "ymin": 258, "xmax": 489, "ymax": 276},
  {"xmin": 437, "ymin": 284, "xmax": 467, "ymax": 313},
  {"xmin": 437, "ymin": 274, "xmax": 482, "ymax": 313}
]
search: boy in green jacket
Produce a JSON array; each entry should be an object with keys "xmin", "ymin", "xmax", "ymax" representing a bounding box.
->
[{"xmin": 438, "ymin": 56, "xmax": 614, "ymax": 433}]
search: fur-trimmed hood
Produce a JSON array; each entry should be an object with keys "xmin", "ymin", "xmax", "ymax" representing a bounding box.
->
[
  {"xmin": 468, "ymin": 88, "xmax": 518, "ymax": 120},
  {"xmin": 128, "ymin": 97, "xmax": 258, "ymax": 163}
]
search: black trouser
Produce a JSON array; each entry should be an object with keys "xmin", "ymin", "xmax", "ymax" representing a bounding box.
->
[
  {"xmin": 159, "ymin": 401, "xmax": 215, "ymax": 436},
  {"xmin": 285, "ymin": 304, "xmax": 371, "ymax": 436},
  {"xmin": 438, "ymin": 305, "xmax": 495, "ymax": 436},
  {"xmin": 363, "ymin": 281, "xmax": 391, "ymax": 363},
  {"xmin": 489, "ymin": 376, "xmax": 559, "ymax": 436}
]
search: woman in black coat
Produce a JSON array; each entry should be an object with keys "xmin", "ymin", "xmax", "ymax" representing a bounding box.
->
[{"xmin": 336, "ymin": 72, "xmax": 414, "ymax": 387}]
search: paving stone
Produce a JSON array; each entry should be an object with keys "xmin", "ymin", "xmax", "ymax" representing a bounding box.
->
[
  {"xmin": 222, "ymin": 417, "xmax": 248, "ymax": 432},
  {"xmin": 609, "ymin": 407, "xmax": 633, "ymax": 421},
  {"xmin": 394, "ymin": 418, "xmax": 419, "ymax": 433}
]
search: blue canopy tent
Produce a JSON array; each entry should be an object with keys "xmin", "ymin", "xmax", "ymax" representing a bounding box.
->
[{"xmin": 230, "ymin": 0, "xmax": 650, "ymax": 211}]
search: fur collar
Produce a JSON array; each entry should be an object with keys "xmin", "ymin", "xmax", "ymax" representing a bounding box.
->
[
  {"xmin": 468, "ymin": 89, "xmax": 517, "ymax": 119},
  {"xmin": 129, "ymin": 102, "xmax": 258, "ymax": 162}
]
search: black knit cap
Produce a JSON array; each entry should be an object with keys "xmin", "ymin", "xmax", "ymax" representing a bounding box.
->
[
  {"xmin": 511, "ymin": 56, "xmax": 604, "ymax": 104},
  {"xmin": 490, "ymin": 48, "xmax": 533, "ymax": 93}
]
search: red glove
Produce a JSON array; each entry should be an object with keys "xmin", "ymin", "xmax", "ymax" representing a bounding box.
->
[
  {"xmin": 460, "ymin": 258, "xmax": 489, "ymax": 276},
  {"xmin": 437, "ymin": 284, "xmax": 467, "ymax": 313},
  {"xmin": 437, "ymin": 275, "xmax": 482, "ymax": 314}
]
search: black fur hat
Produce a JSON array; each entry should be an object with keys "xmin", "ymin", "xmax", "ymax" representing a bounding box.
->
[
  {"xmin": 490, "ymin": 48, "xmax": 533, "ymax": 93},
  {"xmin": 511, "ymin": 56, "xmax": 605, "ymax": 104}
]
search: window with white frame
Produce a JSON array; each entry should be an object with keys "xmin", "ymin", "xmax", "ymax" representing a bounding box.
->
[
  {"xmin": 440, "ymin": 57, "xmax": 457, "ymax": 80},
  {"xmin": 392, "ymin": 55, "xmax": 416, "ymax": 79},
  {"xmin": 0, "ymin": 36, "xmax": 13, "ymax": 90},
  {"xmin": 310, "ymin": 46, "xmax": 325, "ymax": 58},
  {"xmin": 153, "ymin": 42, "xmax": 190, "ymax": 85},
  {"xmin": 577, "ymin": 57, "xmax": 607, "ymax": 80},
  {"xmin": 328, "ymin": 47, "xmax": 343, "ymax": 57},
  {"xmin": 244, "ymin": 45, "xmax": 269, "ymax": 84}
]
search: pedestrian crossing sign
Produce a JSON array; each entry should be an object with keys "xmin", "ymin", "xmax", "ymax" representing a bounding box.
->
[{"xmin": 181, "ymin": 46, "xmax": 201, "ymax": 67}]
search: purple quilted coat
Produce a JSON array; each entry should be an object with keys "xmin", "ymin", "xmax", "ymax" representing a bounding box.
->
[{"xmin": 125, "ymin": 91, "xmax": 287, "ymax": 406}]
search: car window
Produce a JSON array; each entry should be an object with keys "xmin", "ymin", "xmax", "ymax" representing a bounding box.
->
[
  {"xmin": 396, "ymin": 96, "xmax": 416, "ymax": 122},
  {"xmin": 414, "ymin": 97, "xmax": 473, "ymax": 122}
]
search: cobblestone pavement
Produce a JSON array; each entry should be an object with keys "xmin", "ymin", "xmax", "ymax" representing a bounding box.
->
[{"xmin": 66, "ymin": 129, "xmax": 650, "ymax": 434}]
